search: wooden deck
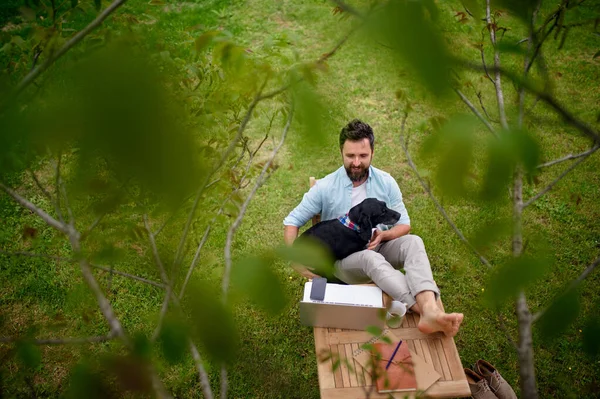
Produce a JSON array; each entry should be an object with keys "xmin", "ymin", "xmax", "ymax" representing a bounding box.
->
[{"xmin": 313, "ymin": 310, "xmax": 470, "ymax": 398}]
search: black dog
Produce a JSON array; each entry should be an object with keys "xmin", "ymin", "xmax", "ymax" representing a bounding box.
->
[{"xmin": 297, "ymin": 198, "xmax": 401, "ymax": 261}]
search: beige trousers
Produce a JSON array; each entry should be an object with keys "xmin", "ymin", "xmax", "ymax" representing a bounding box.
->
[{"xmin": 333, "ymin": 234, "xmax": 440, "ymax": 309}]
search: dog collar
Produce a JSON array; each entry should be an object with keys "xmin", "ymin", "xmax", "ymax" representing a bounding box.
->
[{"xmin": 338, "ymin": 214, "xmax": 360, "ymax": 232}]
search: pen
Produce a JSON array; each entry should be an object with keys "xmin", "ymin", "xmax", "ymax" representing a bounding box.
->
[{"xmin": 385, "ymin": 340, "xmax": 402, "ymax": 370}]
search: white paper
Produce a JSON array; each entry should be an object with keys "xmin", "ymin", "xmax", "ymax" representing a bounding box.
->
[{"xmin": 303, "ymin": 282, "xmax": 383, "ymax": 307}]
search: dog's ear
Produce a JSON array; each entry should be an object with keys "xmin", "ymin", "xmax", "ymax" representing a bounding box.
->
[{"xmin": 357, "ymin": 213, "xmax": 373, "ymax": 242}]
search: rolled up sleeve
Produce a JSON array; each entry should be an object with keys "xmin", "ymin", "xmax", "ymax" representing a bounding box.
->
[
  {"xmin": 283, "ymin": 182, "xmax": 323, "ymax": 227},
  {"xmin": 389, "ymin": 178, "xmax": 410, "ymax": 226}
]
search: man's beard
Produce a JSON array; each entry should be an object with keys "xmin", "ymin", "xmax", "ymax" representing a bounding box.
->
[{"xmin": 345, "ymin": 165, "xmax": 369, "ymax": 182}]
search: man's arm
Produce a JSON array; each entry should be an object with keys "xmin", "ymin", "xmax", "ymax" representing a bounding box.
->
[{"xmin": 283, "ymin": 225, "xmax": 320, "ymax": 279}]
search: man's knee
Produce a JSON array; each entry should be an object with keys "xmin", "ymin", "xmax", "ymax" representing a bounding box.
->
[
  {"xmin": 360, "ymin": 250, "xmax": 389, "ymax": 273},
  {"xmin": 403, "ymin": 234, "xmax": 425, "ymax": 249}
]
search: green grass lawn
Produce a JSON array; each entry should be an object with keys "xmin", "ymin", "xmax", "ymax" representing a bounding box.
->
[{"xmin": 1, "ymin": 0, "xmax": 599, "ymax": 398}]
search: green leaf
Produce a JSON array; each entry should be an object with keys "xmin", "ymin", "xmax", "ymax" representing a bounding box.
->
[
  {"xmin": 275, "ymin": 241, "xmax": 335, "ymax": 279},
  {"xmin": 67, "ymin": 363, "xmax": 113, "ymax": 399},
  {"xmin": 158, "ymin": 316, "xmax": 189, "ymax": 364},
  {"xmin": 183, "ymin": 280, "xmax": 239, "ymax": 364},
  {"xmin": 107, "ymin": 355, "xmax": 153, "ymax": 394},
  {"xmin": 582, "ymin": 316, "xmax": 600, "ymax": 357},
  {"xmin": 94, "ymin": 0, "xmax": 101, "ymax": 11},
  {"xmin": 369, "ymin": 1, "xmax": 451, "ymax": 95},
  {"xmin": 537, "ymin": 288, "xmax": 580, "ymax": 341},
  {"xmin": 291, "ymin": 79, "xmax": 327, "ymax": 147},
  {"xmin": 16, "ymin": 341, "xmax": 41, "ymax": 370},
  {"xmin": 70, "ymin": 0, "xmax": 78, "ymax": 8},
  {"xmin": 366, "ymin": 325, "xmax": 383, "ymax": 337},
  {"xmin": 231, "ymin": 253, "xmax": 288, "ymax": 315},
  {"xmin": 593, "ymin": 50, "xmax": 600, "ymax": 59},
  {"xmin": 493, "ymin": 0, "xmax": 537, "ymax": 21},
  {"xmin": 481, "ymin": 134, "xmax": 513, "ymax": 201},
  {"xmin": 470, "ymin": 218, "xmax": 512, "ymax": 251},
  {"xmin": 484, "ymin": 256, "xmax": 551, "ymax": 307},
  {"xmin": 425, "ymin": 115, "xmax": 478, "ymax": 198},
  {"xmin": 195, "ymin": 31, "xmax": 220, "ymax": 53},
  {"xmin": 481, "ymin": 129, "xmax": 540, "ymax": 201}
]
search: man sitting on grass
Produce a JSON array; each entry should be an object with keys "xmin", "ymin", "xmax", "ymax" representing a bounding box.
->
[{"xmin": 283, "ymin": 119, "xmax": 463, "ymax": 337}]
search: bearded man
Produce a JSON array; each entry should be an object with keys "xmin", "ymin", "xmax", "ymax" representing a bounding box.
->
[{"xmin": 283, "ymin": 119, "xmax": 463, "ymax": 337}]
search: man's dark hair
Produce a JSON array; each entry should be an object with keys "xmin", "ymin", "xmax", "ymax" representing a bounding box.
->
[{"xmin": 339, "ymin": 119, "xmax": 375, "ymax": 150}]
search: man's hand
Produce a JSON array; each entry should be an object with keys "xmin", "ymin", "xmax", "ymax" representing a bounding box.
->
[{"xmin": 367, "ymin": 229, "xmax": 385, "ymax": 250}]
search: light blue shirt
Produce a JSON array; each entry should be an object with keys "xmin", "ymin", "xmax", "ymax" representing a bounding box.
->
[{"xmin": 283, "ymin": 165, "xmax": 410, "ymax": 228}]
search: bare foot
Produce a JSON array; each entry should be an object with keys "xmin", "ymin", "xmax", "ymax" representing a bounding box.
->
[{"xmin": 418, "ymin": 310, "xmax": 464, "ymax": 337}]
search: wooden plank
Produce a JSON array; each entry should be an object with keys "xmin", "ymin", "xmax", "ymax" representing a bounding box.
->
[
  {"xmin": 419, "ymin": 338, "xmax": 435, "ymax": 368},
  {"xmin": 345, "ymin": 344, "xmax": 359, "ymax": 387},
  {"xmin": 329, "ymin": 328, "xmax": 435, "ymax": 345},
  {"xmin": 412, "ymin": 338, "xmax": 424, "ymax": 359},
  {"xmin": 321, "ymin": 386, "xmax": 419, "ymax": 399},
  {"xmin": 351, "ymin": 343, "xmax": 365, "ymax": 386},
  {"xmin": 330, "ymin": 344, "xmax": 343, "ymax": 388},
  {"xmin": 338, "ymin": 344, "xmax": 352, "ymax": 388},
  {"xmin": 440, "ymin": 336, "xmax": 465, "ymax": 381},
  {"xmin": 314, "ymin": 327, "xmax": 336, "ymax": 389},
  {"xmin": 407, "ymin": 312, "xmax": 416, "ymax": 328},
  {"xmin": 423, "ymin": 380, "xmax": 470, "ymax": 398},
  {"xmin": 406, "ymin": 339, "xmax": 416, "ymax": 354},
  {"xmin": 435, "ymin": 339, "xmax": 452, "ymax": 381},
  {"xmin": 427, "ymin": 339, "xmax": 444, "ymax": 380}
]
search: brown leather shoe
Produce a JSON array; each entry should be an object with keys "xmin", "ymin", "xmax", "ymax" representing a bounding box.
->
[
  {"xmin": 464, "ymin": 368, "xmax": 498, "ymax": 399},
  {"xmin": 475, "ymin": 360, "xmax": 517, "ymax": 399}
]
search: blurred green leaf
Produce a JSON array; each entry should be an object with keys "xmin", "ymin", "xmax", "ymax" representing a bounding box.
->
[
  {"xmin": 132, "ymin": 333, "xmax": 152, "ymax": 360},
  {"xmin": 422, "ymin": 115, "xmax": 477, "ymax": 197},
  {"xmin": 366, "ymin": 325, "xmax": 383, "ymax": 337},
  {"xmin": 67, "ymin": 363, "xmax": 114, "ymax": 399},
  {"xmin": 369, "ymin": 1, "xmax": 451, "ymax": 95},
  {"xmin": 582, "ymin": 316, "xmax": 600, "ymax": 357},
  {"xmin": 275, "ymin": 240, "xmax": 335, "ymax": 279},
  {"xmin": 16, "ymin": 341, "xmax": 41, "ymax": 371},
  {"xmin": 231, "ymin": 253, "xmax": 288, "ymax": 315},
  {"xmin": 158, "ymin": 316, "xmax": 189, "ymax": 364},
  {"xmin": 481, "ymin": 134, "xmax": 513, "ymax": 200},
  {"xmin": 195, "ymin": 31, "xmax": 219, "ymax": 53},
  {"xmin": 184, "ymin": 280, "xmax": 238, "ymax": 364},
  {"xmin": 537, "ymin": 288, "xmax": 580, "ymax": 341},
  {"xmin": 292, "ymin": 79, "xmax": 327, "ymax": 147},
  {"xmin": 470, "ymin": 218, "xmax": 512, "ymax": 251},
  {"xmin": 94, "ymin": 0, "xmax": 101, "ymax": 11},
  {"xmin": 485, "ymin": 256, "xmax": 551, "ymax": 306},
  {"xmin": 107, "ymin": 355, "xmax": 153, "ymax": 394},
  {"xmin": 481, "ymin": 129, "xmax": 540, "ymax": 200},
  {"xmin": 493, "ymin": 0, "xmax": 537, "ymax": 21}
]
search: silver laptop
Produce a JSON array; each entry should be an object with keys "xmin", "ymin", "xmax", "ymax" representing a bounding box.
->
[{"xmin": 299, "ymin": 282, "xmax": 386, "ymax": 330}]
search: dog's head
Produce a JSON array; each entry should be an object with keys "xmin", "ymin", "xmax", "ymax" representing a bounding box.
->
[{"xmin": 348, "ymin": 198, "xmax": 401, "ymax": 241}]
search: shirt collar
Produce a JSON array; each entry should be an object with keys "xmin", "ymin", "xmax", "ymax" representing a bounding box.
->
[{"xmin": 338, "ymin": 214, "xmax": 360, "ymax": 232}]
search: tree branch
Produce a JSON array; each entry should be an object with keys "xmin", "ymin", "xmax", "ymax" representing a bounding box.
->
[
  {"xmin": 28, "ymin": 169, "xmax": 53, "ymax": 202},
  {"xmin": 454, "ymin": 89, "xmax": 497, "ymax": 137},
  {"xmin": 532, "ymin": 256, "xmax": 600, "ymax": 323},
  {"xmin": 459, "ymin": 60, "xmax": 600, "ymax": 143},
  {"xmin": 172, "ymin": 79, "xmax": 270, "ymax": 275},
  {"xmin": 0, "ymin": 249, "xmax": 166, "ymax": 289},
  {"xmin": 523, "ymin": 148, "xmax": 597, "ymax": 208},
  {"xmin": 10, "ymin": 0, "xmax": 128, "ymax": 99},
  {"xmin": 398, "ymin": 116, "xmax": 492, "ymax": 268},
  {"xmin": 219, "ymin": 104, "xmax": 294, "ymax": 399},
  {"xmin": 0, "ymin": 183, "xmax": 68, "ymax": 234},
  {"xmin": 486, "ymin": 0, "xmax": 509, "ymax": 129},
  {"xmin": 497, "ymin": 312, "xmax": 518, "ymax": 350},
  {"xmin": 537, "ymin": 144, "xmax": 600, "ymax": 168}
]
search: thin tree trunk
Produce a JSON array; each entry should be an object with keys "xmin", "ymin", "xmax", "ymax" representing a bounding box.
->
[{"xmin": 513, "ymin": 171, "xmax": 538, "ymax": 399}]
